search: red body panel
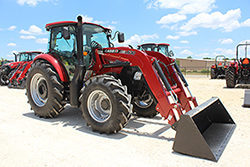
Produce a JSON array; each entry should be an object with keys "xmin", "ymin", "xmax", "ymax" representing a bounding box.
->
[
  {"xmin": 89, "ymin": 47, "xmax": 197, "ymax": 124},
  {"xmin": 34, "ymin": 54, "xmax": 69, "ymax": 82}
]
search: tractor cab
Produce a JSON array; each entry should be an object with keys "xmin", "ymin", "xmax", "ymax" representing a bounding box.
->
[
  {"xmin": 46, "ymin": 21, "xmax": 124, "ymax": 80},
  {"xmin": 138, "ymin": 43, "xmax": 174, "ymax": 57}
]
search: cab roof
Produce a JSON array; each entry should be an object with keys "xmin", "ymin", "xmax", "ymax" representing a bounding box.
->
[
  {"xmin": 138, "ymin": 43, "xmax": 170, "ymax": 47},
  {"xmin": 45, "ymin": 21, "xmax": 110, "ymax": 31}
]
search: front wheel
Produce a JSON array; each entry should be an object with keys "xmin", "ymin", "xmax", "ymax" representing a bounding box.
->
[
  {"xmin": 80, "ymin": 75, "xmax": 132, "ymax": 134},
  {"xmin": 0, "ymin": 67, "xmax": 10, "ymax": 85},
  {"xmin": 26, "ymin": 60, "xmax": 66, "ymax": 118},
  {"xmin": 133, "ymin": 90, "xmax": 158, "ymax": 118}
]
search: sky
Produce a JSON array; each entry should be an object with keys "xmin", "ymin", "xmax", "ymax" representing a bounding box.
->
[{"xmin": 0, "ymin": 0, "xmax": 249, "ymax": 60}]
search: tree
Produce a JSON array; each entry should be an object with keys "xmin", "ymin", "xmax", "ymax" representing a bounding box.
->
[
  {"xmin": 187, "ymin": 56, "xmax": 192, "ymax": 59},
  {"xmin": 203, "ymin": 57, "xmax": 212, "ymax": 60}
]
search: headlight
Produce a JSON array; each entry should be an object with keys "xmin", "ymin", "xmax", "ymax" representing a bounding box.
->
[{"xmin": 133, "ymin": 72, "xmax": 142, "ymax": 80}]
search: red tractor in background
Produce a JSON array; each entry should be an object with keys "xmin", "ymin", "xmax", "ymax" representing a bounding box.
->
[
  {"xmin": 210, "ymin": 55, "xmax": 228, "ymax": 79},
  {"xmin": 0, "ymin": 51, "xmax": 42, "ymax": 86},
  {"xmin": 25, "ymin": 16, "xmax": 235, "ymax": 161},
  {"xmin": 226, "ymin": 42, "xmax": 250, "ymax": 88}
]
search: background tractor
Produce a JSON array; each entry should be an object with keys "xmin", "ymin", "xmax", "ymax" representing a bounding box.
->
[
  {"xmin": 138, "ymin": 43, "xmax": 174, "ymax": 57},
  {"xmin": 0, "ymin": 60, "xmax": 13, "ymax": 68},
  {"xmin": 226, "ymin": 42, "xmax": 250, "ymax": 88},
  {"xmin": 26, "ymin": 16, "xmax": 235, "ymax": 161},
  {"xmin": 211, "ymin": 55, "xmax": 228, "ymax": 79},
  {"xmin": 0, "ymin": 51, "xmax": 42, "ymax": 86}
]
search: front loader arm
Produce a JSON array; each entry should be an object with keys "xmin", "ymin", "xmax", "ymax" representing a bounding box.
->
[{"xmin": 98, "ymin": 48, "xmax": 184, "ymax": 124}]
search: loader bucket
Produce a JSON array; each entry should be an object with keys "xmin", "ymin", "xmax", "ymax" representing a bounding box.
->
[{"xmin": 173, "ymin": 97, "xmax": 236, "ymax": 161}]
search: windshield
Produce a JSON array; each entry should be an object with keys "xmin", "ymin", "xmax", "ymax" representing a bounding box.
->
[
  {"xmin": 140, "ymin": 44, "xmax": 157, "ymax": 51},
  {"xmin": 82, "ymin": 24, "xmax": 109, "ymax": 51},
  {"xmin": 18, "ymin": 53, "xmax": 29, "ymax": 61},
  {"xmin": 158, "ymin": 45, "xmax": 169, "ymax": 56}
]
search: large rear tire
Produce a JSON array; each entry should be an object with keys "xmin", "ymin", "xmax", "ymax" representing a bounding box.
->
[
  {"xmin": 210, "ymin": 68, "xmax": 216, "ymax": 79},
  {"xmin": 80, "ymin": 75, "xmax": 132, "ymax": 134},
  {"xmin": 26, "ymin": 60, "xmax": 66, "ymax": 118},
  {"xmin": 225, "ymin": 67, "xmax": 236, "ymax": 88}
]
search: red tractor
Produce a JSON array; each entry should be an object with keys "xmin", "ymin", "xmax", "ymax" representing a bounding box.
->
[
  {"xmin": 25, "ymin": 16, "xmax": 235, "ymax": 161},
  {"xmin": 0, "ymin": 51, "xmax": 42, "ymax": 86},
  {"xmin": 210, "ymin": 55, "xmax": 228, "ymax": 79},
  {"xmin": 226, "ymin": 43, "xmax": 250, "ymax": 88}
]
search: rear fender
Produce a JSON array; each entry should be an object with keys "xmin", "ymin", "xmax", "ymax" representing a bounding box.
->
[{"xmin": 34, "ymin": 54, "xmax": 68, "ymax": 82}]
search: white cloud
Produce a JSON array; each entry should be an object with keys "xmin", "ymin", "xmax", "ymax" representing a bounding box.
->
[
  {"xmin": 7, "ymin": 43, "xmax": 17, "ymax": 47},
  {"xmin": 8, "ymin": 26, "xmax": 17, "ymax": 31},
  {"xmin": 219, "ymin": 38, "xmax": 233, "ymax": 44},
  {"xmin": 156, "ymin": 13, "xmax": 186, "ymax": 25},
  {"xmin": 173, "ymin": 46, "xmax": 190, "ymax": 50},
  {"xmin": 241, "ymin": 19, "xmax": 250, "ymax": 27},
  {"xmin": 17, "ymin": 0, "xmax": 49, "ymax": 6},
  {"xmin": 166, "ymin": 35, "xmax": 179, "ymax": 40},
  {"xmin": 195, "ymin": 52, "xmax": 210, "ymax": 58},
  {"xmin": 180, "ymin": 49, "xmax": 193, "ymax": 55},
  {"xmin": 180, "ymin": 40, "xmax": 189, "ymax": 44},
  {"xmin": 147, "ymin": 0, "xmax": 216, "ymax": 14},
  {"xmin": 36, "ymin": 38, "xmax": 48, "ymax": 44},
  {"xmin": 214, "ymin": 48, "xmax": 234, "ymax": 56},
  {"xmin": 122, "ymin": 33, "xmax": 159, "ymax": 46},
  {"xmin": 180, "ymin": 9, "xmax": 242, "ymax": 32},
  {"xmin": 20, "ymin": 25, "xmax": 44, "ymax": 35},
  {"xmin": 20, "ymin": 35, "xmax": 36, "ymax": 39},
  {"xmin": 178, "ymin": 31, "xmax": 197, "ymax": 36}
]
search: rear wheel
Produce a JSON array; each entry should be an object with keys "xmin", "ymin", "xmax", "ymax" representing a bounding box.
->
[
  {"xmin": 80, "ymin": 75, "xmax": 132, "ymax": 134},
  {"xmin": 225, "ymin": 67, "xmax": 236, "ymax": 88},
  {"xmin": 26, "ymin": 60, "xmax": 66, "ymax": 118},
  {"xmin": 210, "ymin": 68, "xmax": 216, "ymax": 79},
  {"xmin": 133, "ymin": 89, "xmax": 158, "ymax": 118}
]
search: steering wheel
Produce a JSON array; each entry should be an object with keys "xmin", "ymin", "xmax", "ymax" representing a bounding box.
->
[{"xmin": 91, "ymin": 41, "xmax": 102, "ymax": 50}]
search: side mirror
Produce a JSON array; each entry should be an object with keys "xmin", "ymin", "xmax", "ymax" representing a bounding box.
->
[
  {"xmin": 118, "ymin": 32, "xmax": 125, "ymax": 43},
  {"xmin": 63, "ymin": 27, "xmax": 70, "ymax": 40},
  {"xmin": 168, "ymin": 50, "xmax": 174, "ymax": 57}
]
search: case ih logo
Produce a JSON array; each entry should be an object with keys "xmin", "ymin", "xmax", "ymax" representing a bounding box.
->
[{"xmin": 104, "ymin": 49, "xmax": 135, "ymax": 55}]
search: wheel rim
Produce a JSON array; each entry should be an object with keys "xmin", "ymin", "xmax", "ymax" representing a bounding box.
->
[
  {"xmin": 30, "ymin": 73, "xmax": 48, "ymax": 107},
  {"xmin": 134, "ymin": 93, "xmax": 154, "ymax": 109},
  {"xmin": 87, "ymin": 90, "xmax": 112, "ymax": 123}
]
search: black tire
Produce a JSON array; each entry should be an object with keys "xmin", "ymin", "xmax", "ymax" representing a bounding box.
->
[
  {"xmin": 80, "ymin": 75, "xmax": 132, "ymax": 134},
  {"xmin": 26, "ymin": 60, "xmax": 66, "ymax": 118},
  {"xmin": 210, "ymin": 68, "xmax": 217, "ymax": 79},
  {"xmin": 0, "ymin": 67, "xmax": 10, "ymax": 85},
  {"xmin": 225, "ymin": 67, "xmax": 236, "ymax": 88},
  {"xmin": 133, "ymin": 93, "xmax": 158, "ymax": 118}
]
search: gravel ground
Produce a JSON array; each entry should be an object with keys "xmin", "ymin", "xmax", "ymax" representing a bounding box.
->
[{"xmin": 0, "ymin": 77, "xmax": 249, "ymax": 167}]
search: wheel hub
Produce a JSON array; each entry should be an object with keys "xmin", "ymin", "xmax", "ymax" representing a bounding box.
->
[
  {"xmin": 30, "ymin": 73, "xmax": 48, "ymax": 107},
  {"xmin": 87, "ymin": 90, "xmax": 112, "ymax": 123}
]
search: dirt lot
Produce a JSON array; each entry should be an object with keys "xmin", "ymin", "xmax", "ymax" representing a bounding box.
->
[{"xmin": 0, "ymin": 76, "xmax": 249, "ymax": 167}]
